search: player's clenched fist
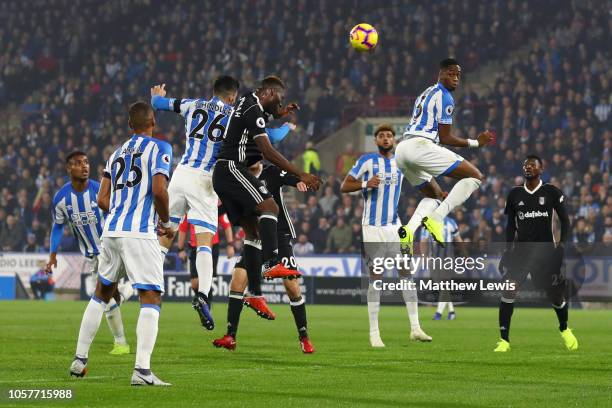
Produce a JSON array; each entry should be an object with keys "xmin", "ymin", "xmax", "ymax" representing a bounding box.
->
[
  {"xmin": 300, "ymin": 173, "xmax": 321, "ymax": 191},
  {"xmin": 150, "ymin": 84, "xmax": 167, "ymax": 97},
  {"xmin": 366, "ymin": 176, "xmax": 380, "ymax": 189},
  {"xmin": 477, "ymin": 130, "xmax": 495, "ymax": 147}
]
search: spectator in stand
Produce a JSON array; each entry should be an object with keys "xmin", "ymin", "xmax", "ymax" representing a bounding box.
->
[
  {"xmin": 319, "ymin": 186, "xmax": 339, "ymax": 217},
  {"xmin": 0, "ymin": 215, "xmax": 26, "ymax": 251},
  {"xmin": 335, "ymin": 143, "xmax": 358, "ymax": 177},
  {"xmin": 326, "ymin": 217, "xmax": 352, "ymax": 253},
  {"xmin": 293, "ymin": 234, "xmax": 315, "ymax": 256},
  {"xmin": 310, "ymin": 217, "xmax": 330, "ymax": 253}
]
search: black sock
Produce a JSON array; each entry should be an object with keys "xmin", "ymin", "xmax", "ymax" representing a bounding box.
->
[
  {"xmin": 258, "ymin": 214, "xmax": 278, "ymax": 262},
  {"xmin": 227, "ymin": 291, "xmax": 244, "ymax": 338},
  {"xmin": 244, "ymin": 241, "xmax": 263, "ymax": 296},
  {"xmin": 553, "ymin": 301, "xmax": 568, "ymax": 331},
  {"xmin": 290, "ymin": 296, "xmax": 308, "ymax": 339},
  {"xmin": 208, "ymin": 287, "xmax": 213, "ymax": 308},
  {"xmin": 499, "ymin": 300, "xmax": 514, "ymax": 342}
]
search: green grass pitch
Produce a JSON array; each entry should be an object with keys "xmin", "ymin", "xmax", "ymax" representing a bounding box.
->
[{"xmin": 1, "ymin": 301, "xmax": 611, "ymax": 407}]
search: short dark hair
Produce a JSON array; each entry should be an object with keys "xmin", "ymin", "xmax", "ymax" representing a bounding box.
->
[
  {"xmin": 440, "ymin": 58, "xmax": 460, "ymax": 69},
  {"xmin": 213, "ymin": 75, "xmax": 240, "ymax": 96},
  {"xmin": 261, "ymin": 75, "xmax": 285, "ymax": 89},
  {"xmin": 526, "ymin": 154, "xmax": 543, "ymax": 167},
  {"xmin": 374, "ymin": 124, "xmax": 395, "ymax": 137},
  {"xmin": 66, "ymin": 150, "xmax": 87, "ymax": 164},
  {"xmin": 128, "ymin": 101, "xmax": 154, "ymax": 131}
]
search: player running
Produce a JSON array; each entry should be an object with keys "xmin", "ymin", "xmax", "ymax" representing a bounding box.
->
[
  {"xmin": 150, "ymin": 76, "xmax": 239, "ymax": 331},
  {"xmin": 396, "ymin": 58, "xmax": 495, "ymax": 254},
  {"xmin": 341, "ymin": 124, "xmax": 431, "ymax": 347},
  {"xmin": 213, "ymin": 75, "xmax": 320, "ymax": 292},
  {"xmin": 69, "ymin": 102, "xmax": 174, "ymax": 386},
  {"xmin": 495, "ymin": 155, "xmax": 577, "ymax": 352},
  {"xmin": 213, "ymin": 162, "xmax": 314, "ymax": 353},
  {"xmin": 46, "ymin": 151, "xmax": 131, "ymax": 355},
  {"xmin": 420, "ymin": 216, "xmax": 462, "ymax": 320}
]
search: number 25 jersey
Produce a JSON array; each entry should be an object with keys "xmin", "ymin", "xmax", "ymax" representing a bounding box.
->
[{"xmin": 103, "ymin": 134, "xmax": 173, "ymax": 239}]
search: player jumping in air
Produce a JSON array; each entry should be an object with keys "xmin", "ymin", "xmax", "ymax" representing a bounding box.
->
[
  {"xmin": 396, "ymin": 58, "xmax": 495, "ymax": 253},
  {"xmin": 69, "ymin": 102, "xmax": 174, "ymax": 386},
  {"xmin": 341, "ymin": 124, "xmax": 431, "ymax": 347},
  {"xmin": 150, "ymin": 76, "xmax": 239, "ymax": 331},
  {"xmin": 46, "ymin": 151, "xmax": 131, "ymax": 355},
  {"xmin": 213, "ymin": 76, "xmax": 320, "ymax": 300},
  {"xmin": 213, "ymin": 162, "xmax": 314, "ymax": 353},
  {"xmin": 495, "ymin": 155, "xmax": 578, "ymax": 352}
]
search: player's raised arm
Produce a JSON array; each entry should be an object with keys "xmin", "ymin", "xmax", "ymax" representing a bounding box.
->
[
  {"xmin": 438, "ymin": 124, "xmax": 495, "ymax": 148},
  {"xmin": 254, "ymin": 135, "xmax": 320, "ymax": 191},
  {"xmin": 150, "ymin": 84, "xmax": 194, "ymax": 116}
]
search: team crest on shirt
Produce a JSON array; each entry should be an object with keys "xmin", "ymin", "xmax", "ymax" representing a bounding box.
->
[
  {"xmin": 445, "ymin": 105, "xmax": 454, "ymax": 115},
  {"xmin": 539, "ymin": 196, "xmax": 545, "ymax": 205},
  {"xmin": 162, "ymin": 154, "xmax": 171, "ymax": 164}
]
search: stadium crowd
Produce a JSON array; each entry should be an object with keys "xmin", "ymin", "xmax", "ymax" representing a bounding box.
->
[{"xmin": 0, "ymin": 0, "xmax": 609, "ymax": 254}]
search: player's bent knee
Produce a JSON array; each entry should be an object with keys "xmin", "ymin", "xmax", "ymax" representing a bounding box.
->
[
  {"xmin": 283, "ymin": 279, "xmax": 301, "ymax": 297},
  {"xmin": 138, "ymin": 289, "xmax": 162, "ymax": 305},
  {"xmin": 256, "ymin": 199, "xmax": 279, "ymax": 215},
  {"xmin": 95, "ymin": 280, "xmax": 115, "ymax": 303},
  {"xmin": 230, "ymin": 268, "xmax": 248, "ymax": 292},
  {"xmin": 195, "ymin": 232, "xmax": 213, "ymax": 247}
]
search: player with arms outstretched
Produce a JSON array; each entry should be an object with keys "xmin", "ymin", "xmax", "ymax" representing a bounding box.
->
[
  {"xmin": 46, "ymin": 151, "xmax": 130, "ymax": 355},
  {"xmin": 396, "ymin": 58, "xmax": 494, "ymax": 253},
  {"xmin": 69, "ymin": 102, "xmax": 174, "ymax": 386},
  {"xmin": 341, "ymin": 125, "xmax": 431, "ymax": 347},
  {"xmin": 495, "ymin": 155, "xmax": 577, "ymax": 352},
  {"xmin": 150, "ymin": 76, "xmax": 239, "ymax": 330},
  {"xmin": 213, "ymin": 162, "xmax": 315, "ymax": 353},
  {"xmin": 213, "ymin": 76, "xmax": 320, "ymax": 299}
]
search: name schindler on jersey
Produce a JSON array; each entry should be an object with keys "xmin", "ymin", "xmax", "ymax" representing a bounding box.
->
[{"xmin": 517, "ymin": 210, "xmax": 549, "ymax": 220}]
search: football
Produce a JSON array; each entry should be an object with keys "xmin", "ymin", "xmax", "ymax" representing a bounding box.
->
[{"xmin": 349, "ymin": 23, "xmax": 378, "ymax": 51}]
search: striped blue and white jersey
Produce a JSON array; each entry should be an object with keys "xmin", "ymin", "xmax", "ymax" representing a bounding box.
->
[
  {"xmin": 403, "ymin": 83, "xmax": 454, "ymax": 143},
  {"xmin": 51, "ymin": 180, "xmax": 104, "ymax": 257},
  {"xmin": 421, "ymin": 217, "xmax": 460, "ymax": 257},
  {"xmin": 151, "ymin": 95, "xmax": 233, "ymax": 173},
  {"xmin": 103, "ymin": 134, "xmax": 173, "ymax": 239},
  {"xmin": 349, "ymin": 153, "xmax": 403, "ymax": 226}
]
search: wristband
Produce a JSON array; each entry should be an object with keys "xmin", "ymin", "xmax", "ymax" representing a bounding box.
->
[
  {"xmin": 362, "ymin": 181, "xmax": 368, "ymax": 188},
  {"xmin": 160, "ymin": 220, "xmax": 171, "ymax": 229},
  {"xmin": 468, "ymin": 139, "xmax": 479, "ymax": 148}
]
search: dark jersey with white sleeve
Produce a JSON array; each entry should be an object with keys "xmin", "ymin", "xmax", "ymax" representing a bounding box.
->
[
  {"xmin": 217, "ymin": 92, "xmax": 271, "ymax": 166},
  {"xmin": 260, "ymin": 164, "xmax": 299, "ymax": 239},
  {"xmin": 504, "ymin": 181, "xmax": 569, "ymax": 243}
]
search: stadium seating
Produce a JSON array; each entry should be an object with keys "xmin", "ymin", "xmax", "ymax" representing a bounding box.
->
[{"xmin": 0, "ymin": 0, "xmax": 609, "ymax": 253}]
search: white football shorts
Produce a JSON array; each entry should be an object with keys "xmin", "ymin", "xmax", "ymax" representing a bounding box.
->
[
  {"xmin": 97, "ymin": 237, "xmax": 164, "ymax": 292},
  {"xmin": 168, "ymin": 164, "xmax": 218, "ymax": 234},
  {"xmin": 395, "ymin": 137, "xmax": 464, "ymax": 187},
  {"xmin": 362, "ymin": 224, "xmax": 402, "ymax": 259}
]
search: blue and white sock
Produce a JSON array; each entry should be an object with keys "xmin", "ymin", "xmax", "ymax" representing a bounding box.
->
[{"xmin": 75, "ymin": 296, "xmax": 107, "ymax": 359}]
